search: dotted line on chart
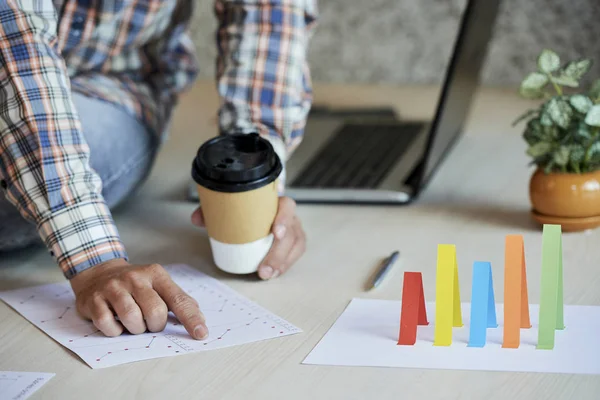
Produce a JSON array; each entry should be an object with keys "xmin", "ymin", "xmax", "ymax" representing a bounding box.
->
[
  {"xmin": 19, "ymin": 295, "xmax": 35, "ymax": 304},
  {"xmin": 202, "ymin": 299, "xmax": 228, "ymax": 312},
  {"xmin": 70, "ymin": 334, "xmax": 164, "ymax": 349},
  {"xmin": 95, "ymin": 336, "xmax": 162, "ymax": 362},
  {"xmin": 18, "ymin": 289, "xmax": 72, "ymax": 305},
  {"xmin": 201, "ymin": 317, "xmax": 286, "ymax": 345},
  {"xmin": 40, "ymin": 306, "xmax": 71, "ymax": 323},
  {"xmin": 68, "ymin": 329, "xmax": 101, "ymax": 342}
]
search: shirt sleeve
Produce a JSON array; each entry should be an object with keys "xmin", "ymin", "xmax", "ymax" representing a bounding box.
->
[
  {"xmin": 0, "ymin": 0, "xmax": 127, "ymax": 279},
  {"xmin": 214, "ymin": 0, "xmax": 318, "ymax": 190}
]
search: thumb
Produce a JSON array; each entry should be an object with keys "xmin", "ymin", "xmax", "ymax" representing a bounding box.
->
[
  {"xmin": 191, "ymin": 207, "xmax": 205, "ymax": 227},
  {"xmin": 273, "ymin": 197, "xmax": 296, "ymax": 240}
]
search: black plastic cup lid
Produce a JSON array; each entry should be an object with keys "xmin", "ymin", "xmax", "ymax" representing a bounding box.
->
[{"xmin": 191, "ymin": 133, "xmax": 282, "ymax": 193}]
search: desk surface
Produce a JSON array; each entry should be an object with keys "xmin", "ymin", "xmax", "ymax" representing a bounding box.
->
[{"xmin": 1, "ymin": 82, "xmax": 599, "ymax": 400}]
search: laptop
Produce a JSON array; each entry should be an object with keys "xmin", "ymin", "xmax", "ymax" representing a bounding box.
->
[
  {"xmin": 285, "ymin": 0, "xmax": 501, "ymax": 204},
  {"xmin": 188, "ymin": 0, "xmax": 500, "ymax": 204}
]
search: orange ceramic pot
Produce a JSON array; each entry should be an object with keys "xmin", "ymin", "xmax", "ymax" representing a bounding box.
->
[{"xmin": 529, "ymin": 168, "xmax": 600, "ymax": 231}]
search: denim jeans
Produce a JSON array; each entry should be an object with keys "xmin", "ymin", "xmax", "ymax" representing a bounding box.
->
[{"xmin": 0, "ymin": 92, "xmax": 159, "ymax": 252}]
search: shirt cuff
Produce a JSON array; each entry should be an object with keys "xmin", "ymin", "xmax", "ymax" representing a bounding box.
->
[
  {"xmin": 261, "ymin": 135, "xmax": 287, "ymax": 195},
  {"xmin": 37, "ymin": 200, "xmax": 128, "ymax": 279}
]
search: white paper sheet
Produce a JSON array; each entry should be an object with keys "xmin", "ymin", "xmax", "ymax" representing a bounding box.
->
[
  {"xmin": 303, "ymin": 298, "xmax": 600, "ymax": 375},
  {"xmin": 0, "ymin": 264, "xmax": 300, "ymax": 369},
  {"xmin": 0, "ymin": 371, "xmax": 54, "ymax": 400}
]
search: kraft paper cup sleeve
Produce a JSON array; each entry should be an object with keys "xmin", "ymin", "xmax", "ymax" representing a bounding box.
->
[{"xmin": 197, "ymin": 181, "xmax": 278, "ymax": 245}]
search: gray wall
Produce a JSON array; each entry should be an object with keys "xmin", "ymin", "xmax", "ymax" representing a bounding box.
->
[{"xmin": 189, "ymin": 0, "xmax": 600, "ymax": 86}]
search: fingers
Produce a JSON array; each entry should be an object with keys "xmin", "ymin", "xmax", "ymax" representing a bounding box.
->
[
  {"xmin": 132, "ymin": 287, "xmax": 169, "ymax": 333},
  {"xmin": 259, "ymin": 235, "xmax": 294, "ymax": 279},
  {"xmin": 88, "ymin": 295, "xmax": 124, "ymax": 337},
  {"xmin": 272, "ymin": 197, "xmax": 296, "ymax": 239},
  {"xmin": 104, "ymin": 288, "xmax": 147, "ymax": 335},
  {"xmin": 154, "ymin": 276, "xmax": 208, "ymax": 340},
  {"xmin": 73, "ymin": 263, "xmax": 208, "ymax": 341},
  {"xmin": 258, "ymin": 198, "xmax": 306, "ymax": 280},
  {"xmin": 191, "ymin": 207, "xmax": 205, "ymax": 227}
]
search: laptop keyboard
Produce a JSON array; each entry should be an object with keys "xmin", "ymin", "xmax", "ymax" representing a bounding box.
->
[{"xmin": 290, "ymin": 122, "xmax": 424, "ymax": 189}]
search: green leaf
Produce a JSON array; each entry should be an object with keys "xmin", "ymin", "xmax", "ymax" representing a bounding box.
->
[
  {"xmin": 544, "ymin": 160, "xmax": 556, "ymax": 174},
  {"xmin": 538, "ymin": 49, "xmax": 561, "ymax": 73},
  {"xmin": 569, "ymin": 145, "xmax": 586, "ymax": 163},
  {"xmin": 588, "ymin": 142, "xmax": 600, "ymax": 162},
  {"xmin": 589, "ymin": 79, "xmax": 600, "ymax": 100},
  {"xmin": 512, "ymin": 109, "xmax": 539, "ymax": 126},
  {"xmin": 553, "ymin": 146, "xmax": 570, "ymax": 166},
  {"xmin": 561, "ymin": 60, "xmax": 592, "ymax": 80},
  {"xmin": 546, "ymin": 97, "xmax": 572, "ymax": 129},
  {"xmin": 575, "ymin": 121, "xmax": 592, "ymax": 141},
  {"xmin": 569, "ymin": 95, "xmax": 593, "ymax": 113},
  {"xmin": 527, "ymin": 142, "xmax": 553, "ymax": 158},
  {"xmin": 542, "ymin": 125, "xmax": 560, "ymax": 141},
  {"xmin": 551, "ymin": 75, "xmax": 579, "ymax": 88},
  {"xmin": 524, "ymin": 130, "xmax": 540, "ymax": 146},
  {"xmin": 540, "ymin": 112, "xmax": 553, "ymax": 126},
  {"xmin": 523, "ymin": 118, "xmax": 545, "ymax": 145},
  {"xmin": 519, "ymin": 72, "xmax": 548, "ymax": 99},
  {"xmin": 585, "ymin": 105, "xmax": 600, "ymax": 126}
]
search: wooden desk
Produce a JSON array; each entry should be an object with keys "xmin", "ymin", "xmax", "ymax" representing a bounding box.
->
[{"xmin": 1, "ymin": 82, "xmax": 599, "ymax": 399}]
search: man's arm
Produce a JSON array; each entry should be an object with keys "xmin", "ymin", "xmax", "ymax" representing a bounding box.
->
[
  {"xmin": 214, "ymin": 0, "xmax": 318, "ymax": 188},
  {"xmin": 0, "ymin": 1, "xmax": 208, "ymax": 340},
  {"xmin": 206, "ymin": 0, "xmax": 316, "ymax": 280},
  {"xmin": 0, "ymin": 0, "xmax": 127, "ymax": 278}
]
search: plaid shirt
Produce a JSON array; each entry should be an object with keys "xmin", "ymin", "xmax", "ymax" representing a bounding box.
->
[{"xmin": 0, "ymin": 0, "xmax": 317, "ymax": 279}]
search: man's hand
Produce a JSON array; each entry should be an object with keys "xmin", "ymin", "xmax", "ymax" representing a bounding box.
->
[
  {"xmin": 191, "ymin": 196, "xmax": 306, "ymax": 280},
  {"xmin": 70, "ymin": 260, "xmax": 208, "ymax": 339}
]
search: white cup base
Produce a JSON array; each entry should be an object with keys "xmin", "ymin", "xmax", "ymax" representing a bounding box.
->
[{"xmin": 209, "ymin": 234, "xmax": 274, "ymax": 274}]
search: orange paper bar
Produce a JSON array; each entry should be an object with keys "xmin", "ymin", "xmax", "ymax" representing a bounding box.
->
[
  {"xmin": 502, "ymin": 235, "xmax": 531, "ymax": 349},
  {"xmin": 398, "ymin": 272, "xmax": 429, "ymax": 345}
]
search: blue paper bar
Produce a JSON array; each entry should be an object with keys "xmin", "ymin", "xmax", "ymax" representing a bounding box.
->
[
  {"xmin": 468, "ymin": 261, "xmax": 496, "ymax": 347},
  {"xmin": 487, "ymin": 266, "xmax": 498, "ymax": 328}
]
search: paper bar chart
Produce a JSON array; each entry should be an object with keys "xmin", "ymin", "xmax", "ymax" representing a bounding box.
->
[
  {"xmin": 399, "ymin": 224, "xmax": 565, "ymax": 349},
  {"xmin": 304, "ymin": 224, "xmax": 600, "ymax": 374}
]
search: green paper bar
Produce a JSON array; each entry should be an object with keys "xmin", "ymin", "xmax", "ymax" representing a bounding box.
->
[
  {"xmin": 537, "ymin": 224, "xmax": 565, "ymax": 350},
  {"xmin": 557, "ymin": 231, "xmax": 565, "ymax": 330}
]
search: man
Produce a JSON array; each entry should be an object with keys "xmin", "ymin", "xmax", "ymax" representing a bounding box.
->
[{"xmin": 0, "ymin": 0, "xmax": 316, "ymax": 340}]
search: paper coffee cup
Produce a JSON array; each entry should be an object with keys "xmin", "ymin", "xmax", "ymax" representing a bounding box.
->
[{"xmin": 191, "ymin": 133, "xmax": 282, "ymax": 274}]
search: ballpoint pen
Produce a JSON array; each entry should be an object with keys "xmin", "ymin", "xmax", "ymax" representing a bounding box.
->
[{"xmin": 370, "ymin": 251, "xmax": 400, "ymax": 289}]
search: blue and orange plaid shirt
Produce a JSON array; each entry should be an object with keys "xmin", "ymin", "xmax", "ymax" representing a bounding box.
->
[{"xmin": 0, "ymin": 0, "xmax": 317, "ymax": 278}]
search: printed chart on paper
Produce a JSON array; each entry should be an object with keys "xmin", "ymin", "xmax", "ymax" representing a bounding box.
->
[
  {"xmin": 0, "ymin": 265, "xmax": 300, "ymax": 369},
  {"xmin": 0, "ymin": 371, "xmax": 54, "ymax": 400}
]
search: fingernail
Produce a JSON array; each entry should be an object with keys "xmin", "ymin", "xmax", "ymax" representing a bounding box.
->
[
  {"xmin": 194, "ymin": 324, "xmax": 209, "ymax": 340},
  {"xmin": 274, "ymin": 224, "xmax": 286, "ymax": 239},
  {"xmin": 259, "ymin": 266, "xmax": 274, "ymax": 280},
  {"xmin": 271, "ymin": 269, "xmax": 280, "ymax": 279}
]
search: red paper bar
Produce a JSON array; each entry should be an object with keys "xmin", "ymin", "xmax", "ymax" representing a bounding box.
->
[{"xmin": 398, "ymin": 272, "xmax": 429, "ymax": 345}]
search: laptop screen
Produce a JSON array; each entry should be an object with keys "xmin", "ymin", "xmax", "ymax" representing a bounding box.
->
[{"xmin": 419, "ymin": 0, "xmax": 501, "ymax": 187}]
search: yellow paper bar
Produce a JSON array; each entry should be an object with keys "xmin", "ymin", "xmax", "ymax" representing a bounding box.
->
[
  {"xmin": 434, "ymin": 244, "xmax": 456, "ymax": 346},
  {"xmin": 453, "ymin": 256, "xmax": 463, "ymax": 327}
]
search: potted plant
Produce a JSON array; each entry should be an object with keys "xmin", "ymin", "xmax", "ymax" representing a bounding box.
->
[{"xmin": 514, "ymin": 49, "xmax": 600, "ymax": 231}]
